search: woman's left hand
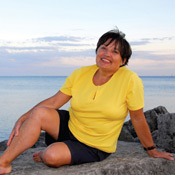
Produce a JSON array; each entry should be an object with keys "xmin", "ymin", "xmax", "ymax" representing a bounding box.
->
[{"xmin": 146, "ymin": 149, "xmax": 174, "ymax": 161}]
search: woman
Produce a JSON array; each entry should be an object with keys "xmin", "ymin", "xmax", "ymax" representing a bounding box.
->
[{"xmin": 0, "ymin": 29, "xmax": 174, "ymax": 174}]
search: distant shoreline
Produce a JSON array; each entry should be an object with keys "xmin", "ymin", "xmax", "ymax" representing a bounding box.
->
[{"xmin": 0, "ymin": 75, "xmax": 175, "ymax": 78}]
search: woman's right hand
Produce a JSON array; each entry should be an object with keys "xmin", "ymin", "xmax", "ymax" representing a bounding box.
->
[{"xmin": 7, "ymin": 118, "xmax": 25, "ymax": 146}]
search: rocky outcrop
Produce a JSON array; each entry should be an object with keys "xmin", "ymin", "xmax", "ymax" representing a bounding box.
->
[
  {"xmin": 157, "ymin": 113, "xmax": 175, "ymax": 152},
  {"xmin": 0, "ymin": 106, "xmax": 175, "ymax": 174},
  {"xmin": 119, "ymin": 106, "xmax": 175, "ymax": 153},
  {"xmin": 0, "ymin": 141, "xmax": 175, "ymax": 175},
  {"xmin": 0, "ymin": 132, "xmax": 47, "ymax": 152}
]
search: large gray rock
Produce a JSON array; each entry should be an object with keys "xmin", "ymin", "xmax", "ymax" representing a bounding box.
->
[
  {"xmin": 0, "ymin": 132, "xmax": 46, "ymax": 152},
  {"xmin": 157, "ymin": 113, "xmax": 175, "ymax": 152},
  {"xmin": 119, "ymin": 106, "xmax": 175, "ymax": 153},
  {"xmin": 0, "ymin": 140, "xmax": 7, "ymax": 152},
  {"xmin": 0, "ymin": 141, "xmax": 174, "ymax": 175},
  {"xmin": 1, "ymin": 106, "xmax": 175, "ymax": 174}
]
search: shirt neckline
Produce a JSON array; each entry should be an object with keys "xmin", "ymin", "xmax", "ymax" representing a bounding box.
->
[{"xmin": 91, "ymin": 65, "xmax": 123, "ymax": 87}]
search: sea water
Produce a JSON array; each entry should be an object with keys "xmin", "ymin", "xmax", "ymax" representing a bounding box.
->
[{"xmin": 0, "ymin": 76, "xmax": 175, "ymax": 141}]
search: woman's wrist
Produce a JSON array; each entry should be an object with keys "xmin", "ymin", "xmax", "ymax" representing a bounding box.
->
[{"xmin": 143, "ymin": 145, "xmax": 156, "ymax": 151}]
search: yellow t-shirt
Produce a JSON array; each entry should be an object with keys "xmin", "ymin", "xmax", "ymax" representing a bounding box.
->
[{"xmin": 60, "ymin": 65, "xmax": 144, "ymax": 153}]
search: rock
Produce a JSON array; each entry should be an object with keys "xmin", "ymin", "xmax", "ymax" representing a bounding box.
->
[
  {"xmin": 117, "ymin": 121, "xmax": 135, "ymax": 142},
  {"xmin": 119, "ymin": 106, "xmax": 175, "ymax": 153},
  {"xmin": 0, "ymin": 141, "xmax": 174, "ymax": 175},
  {"xmin": 0, "ymin": 140, "xmax": 7, "ymax": 151},
  {"xmin": 32, "ymin": 132, "xmax": 47, "ymax": 148},
  {"xmin": 1, "ymin": 106, "xmax": 175, "ymax": 174},
  {"xmin": 157, "ymin": 113, "xmax": 175, "ymax": 153},
  {"xmin": 144, "ymin": 106, "xmax": 168, "ymax": 133},
  {"xmin": 0, "ymin": 132, "xmax": 47, "ymax": 152}
]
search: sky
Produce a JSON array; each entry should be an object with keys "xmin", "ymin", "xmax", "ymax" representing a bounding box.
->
[{"xmin": 0, "ymin": 0, "xmax": 175, "ymax": 76}]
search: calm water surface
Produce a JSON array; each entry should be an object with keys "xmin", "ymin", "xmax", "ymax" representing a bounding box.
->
[{"xmin": 0, "ymin": 76, "xmax": 175, "ymax": 141}]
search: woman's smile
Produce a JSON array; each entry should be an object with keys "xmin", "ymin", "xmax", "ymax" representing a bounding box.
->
[{"xmin": 101, "ymin": 58, "xmax": 111, "ymax": 63}]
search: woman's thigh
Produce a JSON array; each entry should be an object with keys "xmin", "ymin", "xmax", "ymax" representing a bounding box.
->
[{"xmin": 31, "ymin": 106, "xmax": 60, "ymax": 140}]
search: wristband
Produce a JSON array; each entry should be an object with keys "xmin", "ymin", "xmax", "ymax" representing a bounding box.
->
[{"xmin": 143, "ymin": 145, "xmax": 156, "ymax": 151}]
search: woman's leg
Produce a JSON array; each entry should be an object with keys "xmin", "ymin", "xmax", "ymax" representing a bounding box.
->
[
  {"xmin": 33, "ymin": 142, "xmax": 71, "ymax": 167},
  {"xmin": 0, "ymin": 107, "xmax": 70, "ymax": 174}
]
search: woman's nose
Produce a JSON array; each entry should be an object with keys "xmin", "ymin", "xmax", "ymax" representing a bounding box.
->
[{"xmin": 104, "ymin": 49, "xmax": 111, "ymax": 56}]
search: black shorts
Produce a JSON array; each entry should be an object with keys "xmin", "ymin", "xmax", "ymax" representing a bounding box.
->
[{"xmin": 45, "ymin": 109, "xmax": 111, "ymax": 165}]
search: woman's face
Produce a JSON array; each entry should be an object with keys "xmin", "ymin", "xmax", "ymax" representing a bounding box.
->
[{"xmin": 96, "ymin": 39, "xmax": 125, "ymax": 74}]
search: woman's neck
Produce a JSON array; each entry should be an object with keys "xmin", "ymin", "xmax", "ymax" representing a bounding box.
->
[{"xmin": 93, "ymin": 69, "xmax": 115, "ymax": 86}]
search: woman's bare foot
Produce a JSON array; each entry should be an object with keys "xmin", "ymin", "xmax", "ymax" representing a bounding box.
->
[
  {"xmin": 0, "ymin": 164, "xmax": 12, "ymax": 174},
  {"xmin": 33, "ymin": 151, "xmax": 43, "ymax": 162}
]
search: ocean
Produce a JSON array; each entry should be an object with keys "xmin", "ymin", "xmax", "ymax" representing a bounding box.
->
[{"xmin": 0, "ymin": 76, "xmax": 175, "ymax": 142}]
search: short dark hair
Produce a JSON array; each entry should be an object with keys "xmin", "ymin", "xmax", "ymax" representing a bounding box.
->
[{"xmin": 95, "ymin": 29, "xmax": 132, "ymax": 66}]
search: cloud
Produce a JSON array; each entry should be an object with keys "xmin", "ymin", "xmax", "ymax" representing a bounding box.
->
[
  {"xmin": 130, "ymin": 40, "xmax": 150, "ymax": 46},
  {"xmin": 60, "ymin": 56, "xmax": 95, "ymax": 66},
  {"xmin": 0, "ymin": 35, "xmax": 94, "ymax": 55},
  {"xmin": 142, "ymin": 36, "xmax": 175, "ymax": 41},
  {"xmin": 132, "ymin": 50, "xmax": 175, "ymax": 61},
  {"xmin": 128, "ymin": 58, "xmax": 175, "ymax": 76},
  {"xmin": 129, "ymin": 49, "xmax": 175, "ymax": 76},
  {"xmin": 38, "ymin": 56, "xmax": 95, "ymax": 68},
  {"xmin": 0, "ymin": 41, "xmax": 95, "ymax": 68},
  {"xmin": 54, "ymin": 43, "xmax": 90, "ymax": 47},
  {"xmin": 36, "ymin": 36, "xmax": 83, "ymax": 42},
  {"xmin": 0, "ymin": 34, "xmax": 175, "ymax": 76},
  {"xmin": 130, "ymin": 36, "xmax": 175, "ymax": 46},
  {"xmin": 0, "ymin": 46, "xmax": 54, "ymax": 54}
]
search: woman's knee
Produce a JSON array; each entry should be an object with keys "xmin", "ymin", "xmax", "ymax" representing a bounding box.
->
[
  {"xmin": 42, "ymin": 143, "xmax": 71, "ymax": 167},
  {"xmin": 42, "ymin": 148, "xmax": 58, "ymax": 167},
  {"xmin": 30, "ymin": 106, "xmax": 50, "ymax": 122}
]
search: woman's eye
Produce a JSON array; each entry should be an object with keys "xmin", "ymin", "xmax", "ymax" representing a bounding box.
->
[
  {"xmin": 113, "ymin": 50, "xmax": 118, "ymax": 54},
  {"xmin": 101, "ymin": 47, "xmax": 106, "ymax": 50}
]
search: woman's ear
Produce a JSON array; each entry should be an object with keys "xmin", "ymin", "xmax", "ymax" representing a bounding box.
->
[{"xmin": 121, "ymin": 58, "xmax": 126, "ymax": 66}]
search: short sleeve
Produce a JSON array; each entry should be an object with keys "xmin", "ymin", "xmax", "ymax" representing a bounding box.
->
[
  {"xmin": 60, "ymin": 70, "xmax": 76, "ymax": 96},
  {"xmin": 126, "ymin": 73, "xmax": 144, "ymax": 110}
]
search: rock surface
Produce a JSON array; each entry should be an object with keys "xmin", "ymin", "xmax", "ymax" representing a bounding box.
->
[
  {"xmin": 119, "ymin": 106, "xmax": 175, "ymax": 153},
  {"xmin": 0, "ymin": 141, "xmax": 175, "ymax": 175},
  {"xmin": 0, "ymin": 106, "xmax": 175, "ymax": 174},
  {"xmin": 157, "ymin": 113, "xmax": 175, "ymax": 152}
]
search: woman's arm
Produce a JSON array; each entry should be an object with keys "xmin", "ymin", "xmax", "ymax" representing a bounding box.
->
[
  {"xmin": 7, "ymin": 91, "xmax": 71, "ymax": 146},
  {"xmin": 20, "ymin": 90, "xmax": 71, "ymax": 120},
  {"xmin": 129, "ymin": 108, "xmax": 174, "ymax": 161}
]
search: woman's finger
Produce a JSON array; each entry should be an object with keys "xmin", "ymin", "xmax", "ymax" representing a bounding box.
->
[
  {"xmin": 7, "ymin": 130, "xmax": 15, "ymax": 146},
  {"xmin": 154, "ymin": 151, "xmax": 174, "ymax": 161},
  {"xmin": 148, "ymin": 149, "xmax": 174, "ymax": 161},
  {"xmin": 15, "ymin": 124, "xmax": 21, "ymax": 136},
  {"xmin": 7, "ymin": 122, "xmax": 22, "ymax": 146},
  {"xmin": 161, "ymin": 152, "xmax": 174, "ymax": 161}
]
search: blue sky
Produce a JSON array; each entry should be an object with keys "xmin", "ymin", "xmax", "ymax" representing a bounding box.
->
[{"xmin": 0, "ymin": 0, "xmax": 175, "ymax": 76}]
